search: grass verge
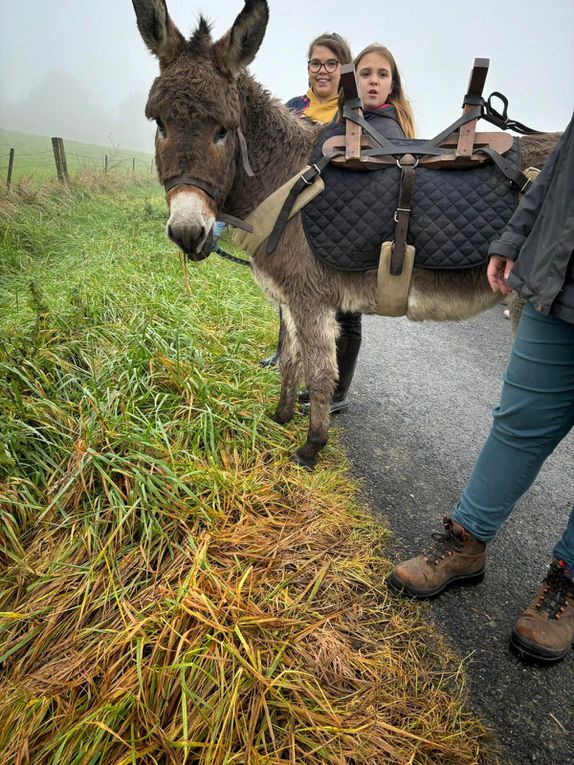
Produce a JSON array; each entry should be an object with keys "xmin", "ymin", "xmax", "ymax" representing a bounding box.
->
[{"xmin": 0, "ymin": 176, "xmax": 495, "ymax": 764}]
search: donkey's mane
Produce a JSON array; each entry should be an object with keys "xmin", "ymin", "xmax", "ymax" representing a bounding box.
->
[
  {"xmin": 187, "ymin": 17, "xmax": 213, "ymax": 54},
  {"xmin": 224, "ymin": 72, "xmax": 323, "ymax": 219}
]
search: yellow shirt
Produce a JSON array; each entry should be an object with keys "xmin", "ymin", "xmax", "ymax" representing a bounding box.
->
[{"xmin": 302, "ymin": 88, "xmax": 339, "ymax": 125}]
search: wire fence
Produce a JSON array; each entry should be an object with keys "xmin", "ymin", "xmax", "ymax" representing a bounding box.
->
[{"xmin": 0, "ymin": 137, "xmax": 155, "ymax": 189}]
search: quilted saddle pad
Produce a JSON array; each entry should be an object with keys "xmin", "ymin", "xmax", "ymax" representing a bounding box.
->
[{"xmin": 301, "ymin": 130, "xmax": 521, "ymax": 271}]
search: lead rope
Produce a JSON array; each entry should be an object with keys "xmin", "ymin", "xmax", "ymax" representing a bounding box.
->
[{"xmin": 214, "ymin": 245, "xmax": 251, "ymax": 267}]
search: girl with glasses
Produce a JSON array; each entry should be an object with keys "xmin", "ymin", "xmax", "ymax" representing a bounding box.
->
[
  {"xmin": 283, "ymin": 33, "xmax": 352, "ymax": 125},
  {"xmin": 260, "ymin": 33, "xmax": 353, "ymax": 374}
]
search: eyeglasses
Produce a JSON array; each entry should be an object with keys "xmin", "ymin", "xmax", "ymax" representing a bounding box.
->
[{"xmin": 307, "ymin": 59, "xmax": 339, "ymax": 73}]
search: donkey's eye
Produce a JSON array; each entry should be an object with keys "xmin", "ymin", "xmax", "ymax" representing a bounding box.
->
[
  {"xmin": 155, "ymin": 119, "xmax": 166, "ymax": 138},
  {"xmin": 214, "ymin": 126, "xmax": 228, "ymax": 144}
]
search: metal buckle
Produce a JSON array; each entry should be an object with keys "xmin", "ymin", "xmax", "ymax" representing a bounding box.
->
[
  {"xmin": 520, "ymin": 177, "xmax": 532, "ymax": 194},
  {"xmin": 396, "ymin": 157, "xmax": 419, "ymax": 169},
  {"xmin": 394, "ymin": 207, "xmax": 411, "ymax": 223},
  {"xmin": 299, "ymin": 164, "xmax": 320, "ymax": 186}
]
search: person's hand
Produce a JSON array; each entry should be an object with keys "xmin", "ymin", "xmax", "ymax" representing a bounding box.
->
[{"xmin": 487, "ymin": 255, "xmax": 515, "ymax": 296}]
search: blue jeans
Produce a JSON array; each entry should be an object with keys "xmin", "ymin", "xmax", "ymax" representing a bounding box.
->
[
  {"xmin": 213, "ymin": 221, "xmax": 225, "ymax": 241},
  {"xmin": 452, "ymin": 303, "xmax": 574, "ymax": 573}
]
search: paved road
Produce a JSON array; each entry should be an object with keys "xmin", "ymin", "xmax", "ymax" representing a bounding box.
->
[{"xmin": 337, "ymin": 307, "xmax": 574, "ymax": 765}]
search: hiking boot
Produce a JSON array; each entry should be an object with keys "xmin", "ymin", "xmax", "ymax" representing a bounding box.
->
[
  {"xmin": 510, "ymin": 559, "xmax": 574, "ymax": 663},
  {"xmin": 387, "ymin": 517, "xmax": 486, "ymax": 598}
]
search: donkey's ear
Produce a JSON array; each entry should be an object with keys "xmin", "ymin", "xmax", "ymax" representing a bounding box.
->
[
  {"xmin": 132, "ymin": 0, "xmax": 185, "ymax": 68},
  {"xmin": 214, "ymin": 0, "xmax": 269, "ymax": 75}
]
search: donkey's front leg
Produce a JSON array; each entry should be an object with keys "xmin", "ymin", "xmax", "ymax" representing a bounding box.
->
[
  {"xmin": 271, "ymin": 305, "xmax": 303, "ymax": 425},
  {"xmin": 292, "ymin": 307, "xmax": 338, "ymax": 470}
]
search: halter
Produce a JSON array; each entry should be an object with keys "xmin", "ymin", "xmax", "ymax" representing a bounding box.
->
[{"xmin": 162, "ymin": 127, "xmax": 255, "ymax": 235}]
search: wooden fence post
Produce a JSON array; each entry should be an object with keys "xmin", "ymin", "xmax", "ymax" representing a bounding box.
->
[
  {"xmin": 6, "ymin": 148, "xmax": 14, "ymax": 190},
  {"xmin": 51, "ymin": 137, "xmax": 69, "ymax": 183},
  {"xmin": 58, "ymin": 138, "xmax": 69, "ymax": 184},
  {"xmin": 104, "ymin": 155, "xmax": 108, "ymax": 173},
  {"xmin": 52, "ymin": 137, "xmax": 63, "ymax": 181},
  {"xmin": 132, "ymin": 158, "xmax": 136, "ymax": 172}
]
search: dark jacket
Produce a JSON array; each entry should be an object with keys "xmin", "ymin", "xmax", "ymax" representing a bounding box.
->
[
  {"xmin": 488, "ymin": 113, "xmax": 574, "ymax": 324},
  {"xmin": 363, "ymin": 105, "xmax": 405, "ymax": 140},
  {"xmin": 286, "ymin": 95, "xmax": 405, "ymax": 139}
]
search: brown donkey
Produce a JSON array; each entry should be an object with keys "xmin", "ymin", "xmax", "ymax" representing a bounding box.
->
[{"xmin": 132, "ymin": 0, "xmax": 556, "ymax": 469}]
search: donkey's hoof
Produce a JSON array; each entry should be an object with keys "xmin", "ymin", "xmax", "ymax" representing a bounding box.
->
[
  {"xmin": 271, "ymin": 408, "xmax": 293, "ymax": 425},
  {"xmin": 291, "ymin": 450, "xmax": 316, "ymax": 471}
]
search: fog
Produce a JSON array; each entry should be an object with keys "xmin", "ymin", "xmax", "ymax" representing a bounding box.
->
[{"xmin": 1, "ymin": 0, "xmax": 572, "ymax": 152}]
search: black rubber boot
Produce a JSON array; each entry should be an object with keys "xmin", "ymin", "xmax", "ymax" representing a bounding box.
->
[
  {"xmin": 300, "ymin": 334, "xmax": 362, "ymax": 414},
  {"xmin": 260, "ymin": 312, "xmax": 284, "ymax": 367}
]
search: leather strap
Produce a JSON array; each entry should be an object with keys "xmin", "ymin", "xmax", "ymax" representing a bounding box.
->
[
  {"xmin": 401, "ymin": 107, "xmax": 484, "ymax": 157},
  {"xmin": 217, "ymin": 212, "xmax": 254, "ymax": 233},
  {"xmin": 473, "ymin": 146, "xmax": 532, "ymax": 191},
  {"xmin": 391, "ymin": 156, "xmax": 417, "ymax": 276},
  {"xmin": 237, "ymin": 127, "xmax": 255, "ymax": 177},
  {"xmin": 266, "ymin": 153, "xmax": 335, "ymax": 254},
  {"xmin": 164, "ymin": 175, "xmax": 217, "ymax": 197},
  {"xmin": 164, "ymin": 127, "xmax": 256, "ymax": 234},
  {"xmin": 342, "ymin": 107, "xmax": 405, "ymax": 152},
  {"xmin": 352, "ymin": 95, "xmax": 541, "ymax": 163},
  {"xmin": 483, "ymin": 92, "xmax": 542, "ymax": 135}
]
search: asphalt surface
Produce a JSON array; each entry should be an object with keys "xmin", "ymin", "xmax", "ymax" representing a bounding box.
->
[{"xmin": 336, "ymin": 307, "xmax": 574, "ymax": 765}]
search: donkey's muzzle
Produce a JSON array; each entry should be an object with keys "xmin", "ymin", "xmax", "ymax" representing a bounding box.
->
[{"xmin": 167, "ymin": 220, "xmax": 210, "ymax": 260}]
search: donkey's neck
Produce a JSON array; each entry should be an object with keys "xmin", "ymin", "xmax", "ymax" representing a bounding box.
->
[{"xmin": 223, "ymin": 74, "xmax": 322, "ymax": 218}]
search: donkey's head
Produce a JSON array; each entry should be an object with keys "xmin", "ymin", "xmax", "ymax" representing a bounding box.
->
[{"xmin": 132, "ymin": 0, "xmax": 269, "ymax": 259}]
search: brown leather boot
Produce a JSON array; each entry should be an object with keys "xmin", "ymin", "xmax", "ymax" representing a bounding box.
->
[
  {"xmin": 510, "ymin": 560, "xmax": 574, "ymax": 663},
  {"xmin": 387, "ymin": 517, "xmax": 486, "ymax": 598}
]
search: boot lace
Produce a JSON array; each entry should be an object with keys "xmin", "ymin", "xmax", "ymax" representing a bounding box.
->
[
  {"xmin": 535, "ymin": 561, "xmax": 574, "ymax": 620},
  {"xmin": 425, "ymin": 519, "xmax": 466, "ymax": 566}
]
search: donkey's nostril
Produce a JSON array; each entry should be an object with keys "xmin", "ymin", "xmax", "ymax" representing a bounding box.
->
[{"xmin": 167, "ymin": 219, "xmax": 208, "ymax": 255}]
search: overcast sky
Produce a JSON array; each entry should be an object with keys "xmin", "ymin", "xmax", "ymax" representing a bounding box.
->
[{"xmin": 1, "ymin": 0, "xmax": 572, "ymax": 152}]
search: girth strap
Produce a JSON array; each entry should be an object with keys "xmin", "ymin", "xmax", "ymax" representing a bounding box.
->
[{"xmin": 391, "ymin": 156, "xmax": 417, "ymax": 275}]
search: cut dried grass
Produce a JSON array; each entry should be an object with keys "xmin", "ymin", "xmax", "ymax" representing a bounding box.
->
[{"xmin": 1, "ymin": 469, "xmax": 490, "ymax": 764}]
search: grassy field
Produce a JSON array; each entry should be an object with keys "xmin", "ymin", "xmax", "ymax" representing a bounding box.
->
[
  {"xmin": 0, "ymin": 128, "xmax": 154, "ymax": 184},
  {"xmin": 0, "ymin": 174, "xmax": 496, "ymax": 763}
]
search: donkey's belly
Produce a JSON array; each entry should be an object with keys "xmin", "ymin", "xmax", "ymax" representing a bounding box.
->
[
  {"xmin": 251, "ymin": 238, "xmax": 499, "ymax": 324},
  {"xmin": 406, "ymin": 267, "xmax": 501, "ymax": 321}
]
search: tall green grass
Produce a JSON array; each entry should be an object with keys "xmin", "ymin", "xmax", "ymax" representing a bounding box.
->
[
  {"xmin": 0, "ymin": 129, "xmax": 153, "ymax": 183},
  {"xmin": 0, "ymin": 177, "xmax": 496, "ymax": 764}
]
